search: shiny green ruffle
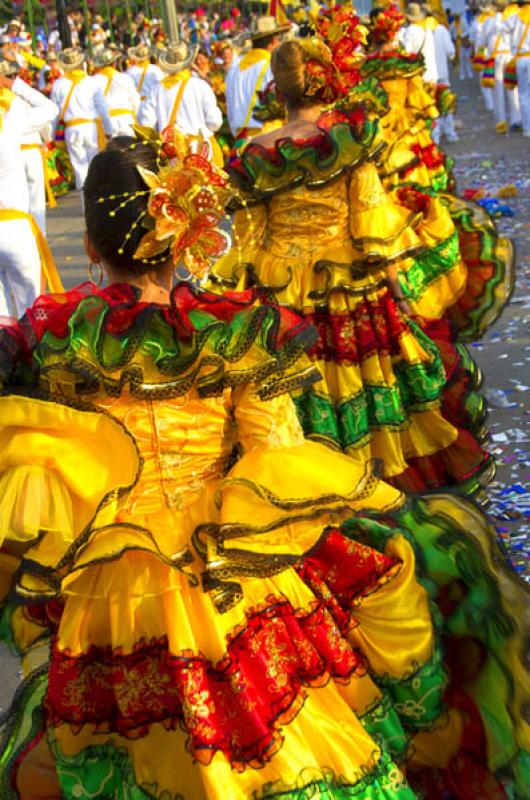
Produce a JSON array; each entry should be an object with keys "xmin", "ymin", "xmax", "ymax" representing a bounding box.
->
[{"xmin": 293, "ymin": 319, "xmax": 446, "ymax": 450}]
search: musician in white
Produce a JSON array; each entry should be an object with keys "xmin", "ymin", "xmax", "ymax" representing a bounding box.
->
[
  {"xmin": 50, "ymin": 48, "xmax": 112, "ymax": 192},
  {"xmin": 510, "ymin": 0, "xmax": 530, "ymax": 136},
  {"xmin": 225, "ymin": 16, "xmax": 289, "ymax": 140},
  {"xmin": 91, "ymin": 47, "xmax": 140, "ymax": 137},
  {"xmin": 484, "ymin": 0, "xmax": 521, "ymax": 133},
  {"xmin": 0, "ymin": 60, "xmax": 57, "ymax": 316},
  {"xmin": 400, "ymin": 4, "xmax": 439, "ymax": 83},
  {"xmin": 126, "ymin": 43, "xmax": 162, "ymax": 106},
  {"xmin": 138, "ymin": 41, "xmax": 222, "ymax": 161}
]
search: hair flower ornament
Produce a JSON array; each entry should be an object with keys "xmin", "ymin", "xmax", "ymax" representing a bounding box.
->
[{"xmin": 132, "ymin": 125, "xmax": 233, "ymax": 278}]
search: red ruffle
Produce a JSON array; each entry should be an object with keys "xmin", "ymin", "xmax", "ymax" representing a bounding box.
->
[
  {"xmin": 45, "ymin": 531, "xmax": 397, "ymax": 767},
  {"xmin": 305, "ymin": 290, "xmax": 409, "ymax": 363},
  {"xmin": 2, "ymin": 281, "xmax": 312, "ymax": 358}
]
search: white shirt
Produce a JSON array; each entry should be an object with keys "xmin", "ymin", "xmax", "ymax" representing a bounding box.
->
[
  {"xmin": 433, "ymin": 23, "xmax": 455, "ymax": 84},
  {"xmin": 225, "ymin": 49, "xmax": 273, "ymax": 135},
  {"xmin": 138, "ymin": 72, "xmax": 222, "ymax": 137},
  {"xmin": 91, "ymin": 68, "xmax": 140, "ymax": 116},
  {"xmin": 508, "ymin": 9, "xmax": 530, "ymax": 54},
  {"xmin": 485, "ymin": 12, "xmax": 513, "ymax": 57},
  {"xmin": 50, "ymin": 72, "xmax": 113, "ymax": 136},
  {"xmin": 0, "ymin": 78, "xmax": 57, "ymax": 211},
  {"xmin": 400, "ymin": 23, "xmax": 439, "ymax": 83},
  {"xmin": 127, "ymin": 62, "xmax": 163, "ymax": 100}
]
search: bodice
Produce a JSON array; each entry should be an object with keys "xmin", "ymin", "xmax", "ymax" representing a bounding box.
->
[
  {"xmin": 97, "ymin": 390, "xmax": 237, "ymax": 516},
  {"xmin": 262, "ymin": 177, "xmax": 353, "ymax": 262}
]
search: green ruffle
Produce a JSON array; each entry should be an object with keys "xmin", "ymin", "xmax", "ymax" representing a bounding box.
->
[
  {"xmin": 443, "ymin": 196, "xmax": 515, "ymax": 341},
  {"xmin": 1, "ymin": 285, "xmax": 321, "ymax": 402},
  {"xmin": 340, "ymin": 496, "xmax": 530, "ymax": 793},
  {"xmin": 399, "ymin": 230, "xmax": 461, "ymax": 301},
  {"xmin": 50, "ymin": 738, "xmax": 414, "ymax": 800},
  {"xmin": 293, "ymin": 320, "xmax": 446, "ymax": 450},
  {"xmin": 360, "ymin": 53, "xmax": 425, "ymax": 81},
  {"xmin": 228, "ymin": 83, "xmax": 386, "ymax": 203},
  {"xmin": 0, "ymin": 666, "xmax": 48, "ymax": 800}
]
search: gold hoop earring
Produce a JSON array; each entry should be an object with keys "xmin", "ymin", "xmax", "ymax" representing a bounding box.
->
[{"xmin": 88, "ymin": 261, "xmax": 104, "ymax": 286}]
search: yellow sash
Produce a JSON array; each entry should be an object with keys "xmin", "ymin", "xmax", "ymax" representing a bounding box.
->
[
  {"xmin": 20, "ymin": 143, "xmax": 57, "ymax": 209},
  {"xmin": 0, "ymin": 209, "xmax": 64, "ymax": 294},
  {"xmin": 96, "ymin": 65, "xmax": 117, "ymax": 96},
  {"xmin": 238, "ymin": 49, "xmax": 270, "ymax": 71},
  {"xmin": 137, "ymin": 61, "xmax": 150, "ymax": 97},
  {"xmin": 238, "ymin": 54, "xmax": 271, "ymax": 135},
  {"xmin": 167, "ymin": 71, "xmax": 192, "ymax": 128},
  {"xmin": 516, "ymin": 21, "xmax": 530, "ymax": 56},
  {"xmin": 0, "ymin": 87, "xmax": 15, "ymax": 131}
]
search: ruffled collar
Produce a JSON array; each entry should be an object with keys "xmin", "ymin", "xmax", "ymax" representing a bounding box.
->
[
  {"xmin": 228, "ymin": 79, "xmax": 388, "ymax": 202},
  {"xmin": 0, "ymin": 281, "xmax": 320, "ymax": 401},
  {"xmin": 361, "ymin": 51, "xmax": 425, "ymax": 80}
]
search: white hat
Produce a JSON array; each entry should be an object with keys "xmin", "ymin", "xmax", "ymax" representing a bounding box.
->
[
  {"xmin": 57, "ymin": 47, "xmax": 85, "ymax": 70},
  {"xmin": 250, "ymin": 16, "xmax": 290, "ymax": 42},
  {"xmin": 158, "ymin": 41, "xmax": 198, "ymax": 73}
]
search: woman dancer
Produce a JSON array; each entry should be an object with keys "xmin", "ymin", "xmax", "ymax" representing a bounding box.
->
[
  {"xmin": 362, "ymin": 5, "xmax": 514, "ymax": 339},
  {"xmin": 210, "ymin": 38, "xmax": 493, "ymax": 494},
  {"xmin": 0, "ymin": 132, "xmax": 527, "ymax": 799}
]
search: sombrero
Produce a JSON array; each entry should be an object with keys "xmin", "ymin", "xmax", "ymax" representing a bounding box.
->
[
  {"xmin": 158, "ymin": 41, "xmax": 199, "ymax": 74},
  {"xmin": 57, "ymin": 47, "xmax": 85, "ymax": 70},
  {"xmin": 250, "ymin": 16, "xmax": 290, "ymax": 43}
]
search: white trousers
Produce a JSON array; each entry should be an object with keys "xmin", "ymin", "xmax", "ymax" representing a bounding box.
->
[
  {"xmin": 110, "ymin": 112, "xmax": 136, "ymax": 137},
  {"xmin": 494, "ymin": 54, "xmax": 521, "ymax": 126},
  {"xmin": 460, "ymin": 46, "xmax": 474, "ymax": 79},
  {"xmin": 436, "ymin": 113, "xmax": 458, "ymax": 139},
  {"xmin": 481, "ymin": 82, "xmax": 494, "ymax": 111},
  {"xmin": 21, "ymin": 147, "xmax": 46, "ymax": 236},
  {"xmin": 0, "ymin": 218, "xmax": 41, "ymax": 318},
  {"xmin": 65, "ymin": 122, "xmax": 100, "ymax": 190},
  {"xmin": 516, "ymin": 55, "xmax": 530, "ymax": 134}
]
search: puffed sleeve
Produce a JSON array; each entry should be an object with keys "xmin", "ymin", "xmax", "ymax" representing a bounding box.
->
[
  {"xmin": 0, "ymin": 396, "xmax": 140, "ymax": 553},
  {"xmin": 197, "ymin": 383, "xmax": 403, "ymax": 612},
  {"xmin": 348, "ymin": 161, "xmax": 422, "ymax": 262}
]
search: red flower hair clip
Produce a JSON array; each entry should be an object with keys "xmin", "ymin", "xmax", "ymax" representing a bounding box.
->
[
  {"xmin": 132, "ymin": 126, "xmax": 233, "ymax": 277},
  {"xmin": 370, "ymin": 4, "xmax": 405, "ymax": 45}
]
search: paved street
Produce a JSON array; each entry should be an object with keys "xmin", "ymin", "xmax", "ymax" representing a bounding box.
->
[{"xmin": 1, "ymin": 76, "xmax": 529, "ymax": 714}]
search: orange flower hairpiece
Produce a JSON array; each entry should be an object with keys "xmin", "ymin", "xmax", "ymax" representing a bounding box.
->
[
  {"xmin": 315, "ymin": 3, "xmax": 366, "ymax": 90},
  {"xmin": 370, "ymin": 5, "xmax": 405, "ymax": 44},
  {"xmin": 132, "ymin": 126, "xmax": 233, "ymax": 278},
  {"xmin": 298, "ymin": 38, "xmax": 348, "ymax": 104}
]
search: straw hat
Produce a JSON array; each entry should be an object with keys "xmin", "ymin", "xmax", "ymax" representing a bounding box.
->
[
  {"xmin": 128, "ymin": 43, "xmax": 151, "ymax": 61},
  {"xmin": 232, "ymin": 32, "xmax": 252, "ymax": 53},
  {"xmin": 158, "ymin": 41, "xmax": 198, "ymax": 73},
  {"xmin": 46, "ymin": 50, "xmax": 58, "ymax": 63},
  {"xmin": 0, "ymin": 58, "xmax": 19, "ymax": 77},
  {"xmin": 57, "ymin": 47, "xmax": 85, "ymax": 70},
  {"xmin": 250, "ymin": 16, "xmax": 290, "ymax": 43},
  {"xmin": 405, "ymin": 3, "xmax": 426, "ymax": 22},
  {"xmin": 92, "ymin": 47, "xmax": 119, "ymax": 69}
]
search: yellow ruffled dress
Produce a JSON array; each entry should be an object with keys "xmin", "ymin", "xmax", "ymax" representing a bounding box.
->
[
  {"xmin": 210, "ymin": 103, "xmax": 493, "ymax": 494},
  {"xmin": 0, "ymin": 282, "xmax": 527, "ymax": 800},
  {"xmin": 360, "ymin": 51, "xmax": 514, "ymax": 339}
]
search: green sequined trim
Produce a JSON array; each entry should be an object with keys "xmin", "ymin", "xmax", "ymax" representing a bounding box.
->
[
  {"xmin": 399, "ymin": 231, "xmax": 460, "ymax": 301},
  {"xmin": 294, "ymin": 323, "xmax": 445, "ymax": 450},
  {"xmin": 360, "ymin": 692, "xmax": 409, "ymax": 762},
  {"xmin": 51, "ymin": 737, "xmax": 414, "ymax": 800}
]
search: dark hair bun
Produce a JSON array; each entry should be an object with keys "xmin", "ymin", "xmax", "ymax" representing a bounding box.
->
[{"xmin": 84, "ymin": 137, "xmax": 170, "ymax": 275}]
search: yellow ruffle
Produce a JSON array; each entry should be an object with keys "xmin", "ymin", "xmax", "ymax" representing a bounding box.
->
[
  {"xmin": 54, "ymin": 533, "xmax": 430, "ymax": 797},
  {"xmin": 349, "ymin": 163, "xmax": 422, "ymax": 261},
  {"xmin": 0, "ymin": 395, "xmax": 140, "ymax": 552}
]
